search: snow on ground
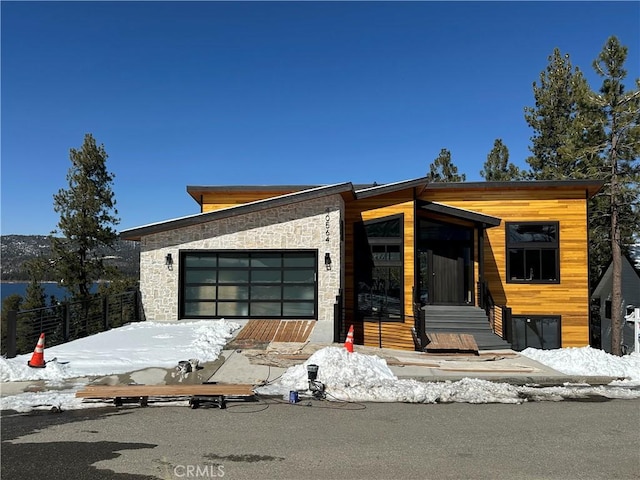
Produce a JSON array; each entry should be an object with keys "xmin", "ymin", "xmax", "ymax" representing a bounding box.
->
[
  {"xmin": 1, "ymin": 321, "xmax": 639, "ymax": 412},
  {"xmin": 255, "ymin": 346, "xmax": 640, "ymax": 404},
  {"xmin": 520, "ymin": 346, "xmax": 640, "ymax": 383},
  {"xmin": 0, "ymin": 320, "xmax": 240, "ymax": 383}
]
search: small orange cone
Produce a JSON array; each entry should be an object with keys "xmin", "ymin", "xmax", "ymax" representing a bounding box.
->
[
  {"xmin": 344, "ymin": 325, "xmax": 354, "ymax": 353},
  {"xmin": 27, "ymin": 333, "xmax": 46, "ymax": 368}
]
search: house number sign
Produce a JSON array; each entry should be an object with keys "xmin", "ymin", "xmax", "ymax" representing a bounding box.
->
[{"xmin": 325, "ymin": 207, "xmax": 331, "ymax": 243}]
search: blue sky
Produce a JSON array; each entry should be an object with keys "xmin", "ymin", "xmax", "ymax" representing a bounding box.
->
[{"xmin": 2, "ymin": 1, "xmax": 638, "ymax": 236}]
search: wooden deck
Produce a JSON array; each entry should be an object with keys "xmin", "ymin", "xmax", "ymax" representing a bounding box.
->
[{"xmin": 234, "ymin": 320, "xmax": 315, "ymax": 343}]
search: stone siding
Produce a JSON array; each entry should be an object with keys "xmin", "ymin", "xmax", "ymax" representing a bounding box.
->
[{"xmin": 138, "ymin": 195, "xmax": 344, "ymax": 341}]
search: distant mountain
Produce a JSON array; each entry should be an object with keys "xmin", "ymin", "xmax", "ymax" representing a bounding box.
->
[{"xmin": 1, "ymin": 235, "xmax": 140, "ymax": 281}]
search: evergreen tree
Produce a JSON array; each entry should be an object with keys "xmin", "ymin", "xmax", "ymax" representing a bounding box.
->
[
  {"xmin": 22, "ymin": 259, "xmax": 48, "ymax": 311},
  {"xmin": 525, "ymin": 38, "xmax": 639, "ymax": 355},
  {"xmin": 1, "ymin": 294, "xmax": 22, "ymax": 355},
  {"xmin": 586, "ymin": 37, "xmax": 640, "ymax": 355},
  {"xmin": 51, "ymin": 134, "xmax": 120, "ymax": 300},
  {"xmin": 20, "ymin": 260, "xmax": 49, "ymax": 352},
  {"xmin": 427, "ymin": 148, "xmax": 466, "ymax": 182},
  {"xmin": 524, "ymin": 48, "xmax": 591, "ymax": 179},
  {"xmin": 480, "ymin": 139, "xmax": 521, "ymax": 181}
]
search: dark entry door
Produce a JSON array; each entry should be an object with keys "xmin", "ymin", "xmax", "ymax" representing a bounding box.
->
[
  {"xmin": 431, "ymin": 244, "xmax": 464, "ymax": 304},
  {"xmin": 426, "ymin": 244, "xmax": 465, "ymax": 304}
]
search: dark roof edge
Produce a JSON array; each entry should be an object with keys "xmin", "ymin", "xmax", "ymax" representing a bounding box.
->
[
  {"xmin": 425, "ymin": 179, "xmax": 604, "ymax": 196},
  {"xmin": 419, "ymin": 201, "xmax": 502, "ymax": 227},
  {"xmin": 121, "ymin": 182, "xmax": 354, "ymax": 240},
  {"xmin": 355, "ymin": 177, "xmax": 430, "ymax": 199}
]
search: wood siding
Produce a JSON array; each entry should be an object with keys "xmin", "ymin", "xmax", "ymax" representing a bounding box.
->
[
  {"xmin": 344, "ymin": 191, "xmax": 417, "ymax": 350},
  {"xmin": 201, "ymin": 190, "xmax": 300, "ymax": 212},
  {"xmin": 420, "ymin": 187, "xmax": 591, "ymax": 348}
]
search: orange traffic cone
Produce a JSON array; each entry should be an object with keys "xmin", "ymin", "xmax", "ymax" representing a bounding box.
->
[
  {"xmin": 344, "ymin": 325, "xmax": 354, "ymax": 353},
  {"xmin": 27, "ymin": 333, "xmax": 46, "ymax": 368}
]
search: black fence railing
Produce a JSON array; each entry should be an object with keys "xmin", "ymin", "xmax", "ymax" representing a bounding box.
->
[
  {"xmin": 478, "ymin": 280, "xmax": 494, "ymax": 314},
  {"xmin": 412, "ymin": 286, "xmax": 427, "ymax": 350},
  {"xmin": 501, "ymin": 305, "xmax": 513, "ymax": 344},
  {"xmin": 4, "ymin": 289, "xmax": 141, "ymax": 358},
  {"xmin": 478, "ymin": 280, "xmax": 512, "ymax": 344}
]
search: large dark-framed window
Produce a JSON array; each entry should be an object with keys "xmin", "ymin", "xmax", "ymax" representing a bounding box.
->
[
  {"xmin": 511, "ymin": 315, "xmax": 561, "ymax": 351},
  {"xmin": 354, "ymin": 214, "xmax": 404, "ymax": 321},
  {"xmin": 506, "ymin": 222, "xmax": 560, "ymax": 283},
  {"xmin": 180, "ymin": 250, "xmax": 317, "ymax": 319}
]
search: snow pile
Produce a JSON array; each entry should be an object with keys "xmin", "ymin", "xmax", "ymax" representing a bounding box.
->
[
  {"xmin": 258, "ymin": 346, "xmax": 396, "ymax": 392},
  {"xmin": 256, "ymin": 347, "xmax": 524, "ymax": 404},
  {"xmin": 520, "ymin": 346, "xmax": 640, "ymax": 382},
  {"xmin": 0, "ymin": 320, "xmax": 240, "ymax": 383}
]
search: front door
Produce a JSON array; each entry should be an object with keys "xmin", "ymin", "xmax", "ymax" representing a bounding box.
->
[
  {"xmin": 418, "ymin": 219, "xmax": 473, "ymax": 306},
  {"xmin": 419, "ymin": 245, "xmax": 465, "ymax": 304}
]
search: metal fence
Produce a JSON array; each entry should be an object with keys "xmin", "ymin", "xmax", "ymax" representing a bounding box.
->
[{"xmin": 4, "ymin": 289, "xmax": 141, "ymax": 358}]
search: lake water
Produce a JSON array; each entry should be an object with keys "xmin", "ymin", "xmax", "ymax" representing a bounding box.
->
[{"xmin": 0, "ymin": 283, "xmax": 101, "ymax": 303}]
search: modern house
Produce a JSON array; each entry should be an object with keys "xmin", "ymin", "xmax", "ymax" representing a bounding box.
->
[
  {"xmin": 121, "ymin": 177, "xmax": 603, "ymax": 352},
  {"xmin": 590, "ymin": 254, "xmax": 640, "ymax": 354}
]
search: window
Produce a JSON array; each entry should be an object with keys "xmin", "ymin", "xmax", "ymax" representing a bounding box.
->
[
  {"xmin": 181, "ymin": 251, "xmax": 316, "ymax": 319},
  {"xmin": 511, "ymin": 315, "xmax": 561, "ymax": 351},
  {"xmin": 506, "ymin": 222, "xmax": 559, "ymax": 283},
  {"xmin": 355, "ymin": 215, "xmax": 403, "ymax": 321}
]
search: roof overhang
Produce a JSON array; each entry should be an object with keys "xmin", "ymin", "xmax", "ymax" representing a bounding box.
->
[
  {"xmin": 418, "ymin": 201, "xmax": 501, "ymax": 227},
  {"xmin": 121, "ymin": 182, "xmax": 354, "ymax": 241}
]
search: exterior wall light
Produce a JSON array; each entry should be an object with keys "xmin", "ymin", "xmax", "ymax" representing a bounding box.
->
[{"xmin": 165, "ymin": 253, "xmax": 173, "ymax": 267}]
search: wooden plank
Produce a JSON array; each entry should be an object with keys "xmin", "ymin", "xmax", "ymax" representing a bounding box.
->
[
  {"xmin": 76, "ymin": 384, "xmax": 255, "ymax": 399},
  {"xmin": 252, "ymin": 320, "xmax": 269, "ymax": 340},
  {"xmin": 263, "ymin": 321, "xmax": 279, "ymax": 341},
  {"xmin": 276, "ymin": 320, "xmax": 297, "ymax": 342},
  {"xmin": 235, "ymin": 320, "xmax": 262, "ymax": 340},
  {"xmin": 288, "ymin": 321, "xmax": 303, "ymax": 342},
  {"xmin": 425, "ymin": 333, "xmax": 478, "ymax": 354},
  {"xmin": 296, "ymin": 321, "xmax": 314, "ymax": 342}
]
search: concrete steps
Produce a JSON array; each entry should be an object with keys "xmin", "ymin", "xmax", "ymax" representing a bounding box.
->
[{"xmin": 423, "ymin": 305, "xmax": 512, "ymax": 351}]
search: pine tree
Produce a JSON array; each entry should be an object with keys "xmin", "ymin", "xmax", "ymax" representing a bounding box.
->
[
  {"xmin": 524, "ymin": 48, "xmax": 591, "ymax": 179},
  {"xmin": 22, "ymin": 259, "xmax": 48, "ymax": 311},
  {"xmin": 427, "ymin": 148, "xmax": 466, "ymax": 182},
  {"xmin": 586, "ymin": 37, "xmax": 640, "ymax": 355},
  {"xmin": 51, "ymin": 134, "xmax": 120, "ymax": 301},
  {"xmin": 480, "ymin": 139, "xmax": 521, "ymax": 181},
  {"xmin": 1, "ymin": 294, "xmax": 22, "ymax": 355}
]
